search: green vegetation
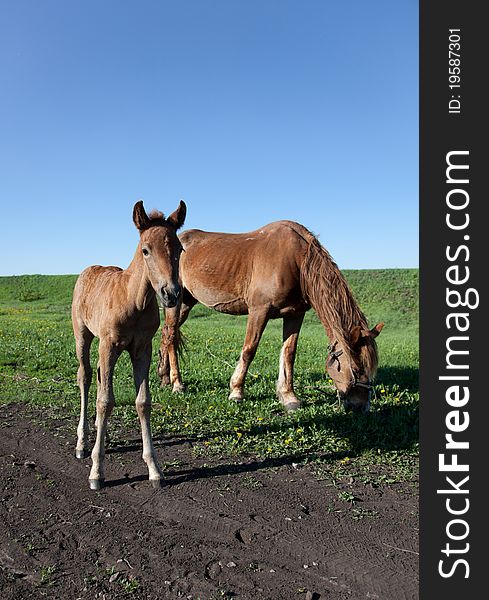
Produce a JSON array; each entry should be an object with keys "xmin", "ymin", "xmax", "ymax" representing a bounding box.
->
[
  {"xmin": 39, "ymin": 564, "xmax": 57, "ymax": 586},
  {"xmin": 0, "ymin": 270, "xmax": 418, "ymax": 481}
]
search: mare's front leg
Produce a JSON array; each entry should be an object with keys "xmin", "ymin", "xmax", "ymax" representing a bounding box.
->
[
  {"xmin": 89, "ymin": 340, "xmax": 119, "ymax": 490},
  {"xmin": 276, "ymin": 314, "xmax": 304, "ymax": 412},
  {"xmin": 158, "ymin": 294, "xmax": 196, "ymax": 392},
  {"xmin": 229, "ymin": 308, "xmax": 269, "ymax": 402},
  {"xmin": 131, "ymin": 342, "xmax": 164, "ymax": 487}
]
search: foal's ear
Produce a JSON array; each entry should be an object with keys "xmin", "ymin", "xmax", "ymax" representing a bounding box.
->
[
  {"xmin": 133, "ymin": 201, "xmax": 151, "ymax": 231},
  {"xmin": 167, "ymin": 200, "xmax": 187, "ymax": 230}
]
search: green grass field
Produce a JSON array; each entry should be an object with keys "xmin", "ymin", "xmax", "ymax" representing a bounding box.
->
[{"xmin": 0, "ymin": 270, "xmax": 418, "ymax": 482}]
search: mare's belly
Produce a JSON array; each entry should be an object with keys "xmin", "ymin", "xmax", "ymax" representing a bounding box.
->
[{"xmin": 188, "ymin": 283, "xmax": 248, "ymax": 315}]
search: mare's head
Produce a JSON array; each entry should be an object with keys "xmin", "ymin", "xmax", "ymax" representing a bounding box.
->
[
  {"xmin": 326, "ymin": 322, "xmax": 384, "ymax": 413},
  {"xmin": 133, "ymin": 200, "xmax": 186, "ymax": 308}
]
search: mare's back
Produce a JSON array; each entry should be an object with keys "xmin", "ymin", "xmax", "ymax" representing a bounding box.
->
[{"xmin": 178, "ymin": 222, "xmax": 305, "ymax": 308}]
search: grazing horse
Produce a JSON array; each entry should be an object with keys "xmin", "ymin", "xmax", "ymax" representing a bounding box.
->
[
  {"xmin": 157, "ymin": 220, "xmax": 383, "ymax": 413},
  {"xmin": 72, "ymin": 200, "xmax": 186, "ymax": 490}
]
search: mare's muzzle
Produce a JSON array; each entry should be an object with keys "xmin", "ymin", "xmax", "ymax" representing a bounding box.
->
[
  {"xmin": 342, "ymin": 396, "xmax": 371, "ymax": 414},
  {"xmin": 341, "ymin": 380, "xmax": 373, "ymax": 414}
]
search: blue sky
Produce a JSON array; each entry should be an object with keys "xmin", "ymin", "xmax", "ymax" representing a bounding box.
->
[{"xmin": 0, "ymin": 1, "xmax": 418, "ymax": 275}]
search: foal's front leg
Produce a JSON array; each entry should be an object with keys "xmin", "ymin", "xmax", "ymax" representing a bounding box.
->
[
  {"xmin": 89, "ymin": 340, "xmax": 118, "ymax": 490},
  {"xmin": 131, "ymin": 342, "xmax": 164, "ymax": 487},
  {"xmin": 229, "ymin": 309, "xmax": 269, "ymax": 402},
  {"xmin": 74, "ymin": 327, "xmax": 94, "ymax": 459}
]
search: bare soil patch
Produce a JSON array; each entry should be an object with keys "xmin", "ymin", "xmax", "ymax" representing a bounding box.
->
[{"xmin": 0, "ymin": 403, "xmax": 418, "ymax": 599}]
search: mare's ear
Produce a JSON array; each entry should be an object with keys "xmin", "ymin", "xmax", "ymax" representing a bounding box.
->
[
  {"xmin": 133, "ymin": 201, "xmax": 150, "ymax": 231},
  {"xmin": 350, "ymin": 326, "xmax": 363, "ymax": 348},
  {"xmin": 350, "ymin": 321, "xmax": 384, "ymax": 347},
  {"xmin": 167, "ymin": 200, "xmax": 186, "ymax": 230},
  {"xmin": 369, "ymin": 322, "xmax": 384, "ymax": 338}
]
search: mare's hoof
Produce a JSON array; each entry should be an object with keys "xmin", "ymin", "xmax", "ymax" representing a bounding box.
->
[
  {"xmin": 283, "ymin": 400, "xmax": 302, "ymax": 413},
  {"xmin": 150, "ymin": 478, "xmax": 164, "ymax": 489},
  {"xmin": 75, "ymin": 449, "xmax": 90, "ymax": 459},
  {"xmin": 159, "ymin": 375, "xmax": 171, "ymax": 387},
  {"xmin": 89, "ymin": 478, "xmax": 104, "ymax": 491}
]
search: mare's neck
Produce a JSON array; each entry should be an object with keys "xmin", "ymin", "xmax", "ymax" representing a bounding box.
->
[{"xmin": 125, "ymin": 244, "xmax": 155, "ymax": 311}]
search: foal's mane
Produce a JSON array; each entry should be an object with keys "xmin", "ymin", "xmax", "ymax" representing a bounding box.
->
[
  {"xmin": 299, "ymin": 229, "xmax": 378, "ymax": 377},
  {"xmin": 144, "ymin": 210, "xmax": 167, "ymax": 228}
]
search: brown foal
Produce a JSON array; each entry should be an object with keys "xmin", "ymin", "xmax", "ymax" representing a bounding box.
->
[
  {"xmin": 157, "ymin": 220, "xmax": 383, "ymax": 413},
  {"xmin": 72, "ymin": 200, "xmax": 186, "ymax": 489}
]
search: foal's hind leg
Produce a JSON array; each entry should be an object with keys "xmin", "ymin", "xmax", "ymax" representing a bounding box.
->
[
  {"xmin": 276, "ymin": 314, "xmax": 304, "ymax": 412},
  {"xmin": 131, "ymin": 342, "xmax": 164, "ymax": 487},
  {"xmin": 74, "ymin": 325, "xmax": 94, "ymax": 459},
  {"xmin": 89, "ymin": 340, "xmax": 119, "ymax": 490},
  {"xmin": 229, "ymin": 309, "xmax": 269, "ymax": 402}
]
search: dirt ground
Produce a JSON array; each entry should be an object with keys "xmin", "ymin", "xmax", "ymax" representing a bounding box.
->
[{"xmin": 0, "ymin": 403, "xmax": 418, "ymax": 600}]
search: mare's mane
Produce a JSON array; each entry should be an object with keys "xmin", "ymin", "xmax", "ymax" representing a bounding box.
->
[{"xmin": 299, "ymin": 230, "xmax": 378, "ymax": 377}]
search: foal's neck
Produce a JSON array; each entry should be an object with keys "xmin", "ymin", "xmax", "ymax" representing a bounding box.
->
[{"xmin": 125, "ymin": 244, "xmax": 155, "ymax": 312}]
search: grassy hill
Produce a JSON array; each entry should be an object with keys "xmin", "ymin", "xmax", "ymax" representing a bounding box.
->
[
  {"xmin": 0, "ymin": 269, "xmax": 418, "ymax": 480},
  {"xmin": 0, "ymin": 268, "xmax": 418, "ymax": 328}
]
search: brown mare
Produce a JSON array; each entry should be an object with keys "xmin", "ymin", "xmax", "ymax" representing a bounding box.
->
[
  {"xmin": 72, "ymin": 200, "xmax": 186, "ymax": 490},
  {"xmin": 158, "ymin": 220, "xmax": 383, "ymax": 413}
]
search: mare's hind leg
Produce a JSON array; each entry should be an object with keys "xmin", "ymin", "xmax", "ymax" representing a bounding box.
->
[
  {"xmin": 229, "ymin": 308, "xmax": 269, "ymax": 402},
  {"xmin": 276, "ymin": 314, "xmax": 305, "ymax": 412},
  {"xmin": 74, "ymin": 324, "xmax": 94, "ymax": 459},
  {"xmin": 158, "ymin": 292, "xmax": 196, "ymax": 392},
  {"xmin": 89, "ymin": 339, "xmax": 119, "ymax": 490},
  {"xmin": 131, "ymin": 341, "xmax": 164, "ymax": 487}
]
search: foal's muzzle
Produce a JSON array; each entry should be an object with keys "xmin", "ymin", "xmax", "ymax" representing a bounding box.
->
[{"xmin": 160, "ymin": 284, "xmax": 180, "ymax": 308}]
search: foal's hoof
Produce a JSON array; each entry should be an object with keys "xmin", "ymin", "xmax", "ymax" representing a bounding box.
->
[
  {"xmin": 150, "ymin": 478, "xmax": 164, "ymax": 489},
  {"xmin": 75, "ymin": 449, "xmax": 90, "ymax": 459},
  {"xmin": 172, "ymin": 382, "xmax": 186, "ymax": 394},
  {"xmin": 89, "ymin": 478, "xmax": 104, "ymax": 491}
]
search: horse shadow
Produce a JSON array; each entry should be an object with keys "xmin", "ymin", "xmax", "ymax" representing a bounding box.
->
[
  {"xmin": 376, "ymin": 365, "xmax": 419, "ymax": 393},
  {"xmin": 300, "ymin": 365, "xmax": 418, "ymax": 394},
  {"xmin": 103, "ymin": 450, "xmax": 349, "ymax": 489},
  {"xmin": 105, "ymin": 432, "xmax": 198, "ymax": 455},
  {"xmin": 102, "ymin": 373, "xmax": 418, "ymax": 489}
]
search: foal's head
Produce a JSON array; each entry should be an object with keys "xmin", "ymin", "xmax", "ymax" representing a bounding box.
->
[
  {"xmin": 133, "ymin": 200, "xmax": 186, "ymax": 308},
  {"xmin": 326, "ymin": 322, "xmax": 384, "ymax": 413}
]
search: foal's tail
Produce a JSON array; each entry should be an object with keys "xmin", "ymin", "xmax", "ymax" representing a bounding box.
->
[{"xmin": 160, "ymin": 323, "xmax": 186, "ymax": 356}]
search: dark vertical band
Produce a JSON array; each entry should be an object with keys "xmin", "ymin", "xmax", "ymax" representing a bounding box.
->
[{"xmin": 420, "ymin": 2, "xmax": 486, "ymax": 597}]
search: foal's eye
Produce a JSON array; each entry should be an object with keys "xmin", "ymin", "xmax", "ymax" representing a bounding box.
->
[{"xmin": 142, "ymin": 248, "xmax": 149, "ymax": 256}]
